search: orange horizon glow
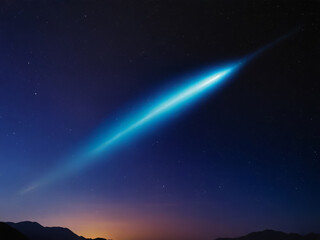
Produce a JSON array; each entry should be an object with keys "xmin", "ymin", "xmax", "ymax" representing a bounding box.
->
[{"xmin": 6, "ymin": 201, "xmax": 236, "ymax": 240}]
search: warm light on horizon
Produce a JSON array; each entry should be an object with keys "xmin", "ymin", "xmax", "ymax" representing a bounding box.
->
[{"xmin": 11, "ymin": 201, "xmax": 237, "ymax": 240}]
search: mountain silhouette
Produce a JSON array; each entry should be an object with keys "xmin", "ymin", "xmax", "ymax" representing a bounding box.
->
[
  {"xmin": 2, "ymin": 222, "xmax": 320, "ymax": 240},
  {"xmin": 3, "ymin": 221, "xmax": 107, "ymax": 240},
  {"xmin": 216, "ymin": 229, "xmax": 320, "ymax": 240},
  {"xmin": 0, "ymin": 222, "xmax": 29, "ymax": 240}
]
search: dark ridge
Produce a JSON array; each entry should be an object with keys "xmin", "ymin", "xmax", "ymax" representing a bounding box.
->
[
  {"xmin": 0, "ymin": 222, "xmax": 29, "ymax": 240},
  {"xmin": 216, "ymin": 229, "xmax": 320, "ymax": 240},
  {"xmin": 6, "ymin": 221, "xmax": 108, "ymax": 240}
]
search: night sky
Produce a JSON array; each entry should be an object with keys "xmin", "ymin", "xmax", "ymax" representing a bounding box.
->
[{"xmin": 0, "ymin": 1, "xmax": 319, "ymax": 240}]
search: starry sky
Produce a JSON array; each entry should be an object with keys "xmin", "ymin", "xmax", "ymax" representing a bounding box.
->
[{"xmin": 0, "ymin": 1, "xmax": 319, "ymax": 240}]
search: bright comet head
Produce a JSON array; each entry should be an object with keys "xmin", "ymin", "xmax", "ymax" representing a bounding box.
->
[
  {"xmin": 21, "ymin": 30, "xmax": 298, "ymax": 193},
  {"xmin": 89, "ymin": 64, "xmax": 240, "ymax": 156},
  {"xmin": 22, "ymin": 62, "xmax": 241, "ymax": 193}
]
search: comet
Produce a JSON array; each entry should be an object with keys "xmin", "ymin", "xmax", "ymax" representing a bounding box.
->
[
  {"xmin": 22, "ymin": 31, "xmax": 297, "ymax": 193},
  {"xmin": 89, "ymin": 66, "xmax": 238, "ymax": 156}
]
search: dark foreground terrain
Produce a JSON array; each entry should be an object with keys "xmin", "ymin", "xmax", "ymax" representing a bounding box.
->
[
  {"xmin": 216, "ymin": 229, "xmax": 320, "ymax": 240},
  {"xmin": 1, "ymin": 221, "xmax": 106, "ymax": 240},
  {"xmin": 0, "ymin": 222, "xmax": 28, "ymax": 240},
  {"xmin": 1, "ymin": 221, "xmax": 319, "ymax": 240}
]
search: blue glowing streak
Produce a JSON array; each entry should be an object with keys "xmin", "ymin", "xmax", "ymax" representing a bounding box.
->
[
  {"xmin": 22, "ymin": 63, "xmax": 240, "ymax": 193},
  {"xmin": 21, "ymin": 29, "xmax": 299, "ymax": 193},
  {"xmin": 90, "ymin": 65, "xmax": 238, "ymax": 156}
]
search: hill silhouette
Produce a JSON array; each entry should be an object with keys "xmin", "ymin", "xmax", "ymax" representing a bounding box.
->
[
  {"xmin": 0, "ymin": 222, "xmax": 29, "ymax": 240},
  {"xmin": 2, "ymin": 221, "xmax": 107, "ymax": 240},
  {"xmin": 216, "ymin": 229, "xmax": 320, "ymax": 240},
  {"xmin": 2, "ymin": 222, "xmax": 320, "ymax": 240}
]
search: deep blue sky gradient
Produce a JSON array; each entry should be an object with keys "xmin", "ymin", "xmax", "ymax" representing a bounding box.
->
[{"xmin": 0, "ymin": 1, "xmax": 319, "ymax": 239}]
